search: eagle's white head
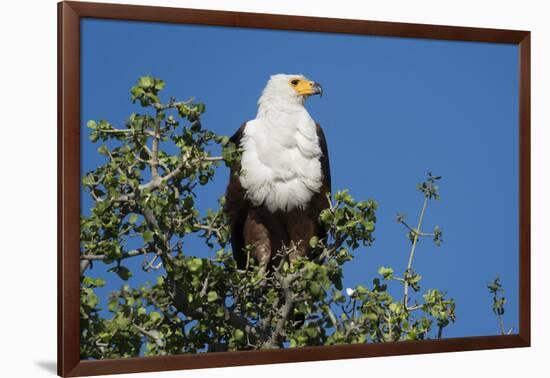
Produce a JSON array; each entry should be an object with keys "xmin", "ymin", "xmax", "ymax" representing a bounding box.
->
[{"xmin": 257, "ymin": 74, "xmax": 322, "ymax": 117}]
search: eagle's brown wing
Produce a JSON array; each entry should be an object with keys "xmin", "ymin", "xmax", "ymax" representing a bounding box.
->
[
  {"xmin": 224, "ymin": 123, "xmax": 249, "ymax": 268},
  {"xmin": 308, "ymin": 122, "xmax": 332, "ymax": 239},
  {"xmin": 316, "ymin": 122, "xmax": 331, "ymax": 197}
]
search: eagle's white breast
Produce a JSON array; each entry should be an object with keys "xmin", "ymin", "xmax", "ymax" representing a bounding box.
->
[{"xmin": 239, "ymin": 110, "xmax": 323, "ymax": 213}]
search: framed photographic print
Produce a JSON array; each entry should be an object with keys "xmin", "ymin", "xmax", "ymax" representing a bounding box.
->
[{"xmin": 58, "ymin": 1, "xmax": 530, "ymax": 376}]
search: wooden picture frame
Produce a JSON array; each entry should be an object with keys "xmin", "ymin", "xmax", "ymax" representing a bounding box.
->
[{"xmin": 58, "ymin": 1, "xmax": 531, "ymax": 376}]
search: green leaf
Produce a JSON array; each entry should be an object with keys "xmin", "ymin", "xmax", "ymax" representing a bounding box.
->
[
  {"xmin": 319, "ymin": 209, "xmax": 332, "ymax": 223},
  {"xmin": 233, "ymin": 329, "xmax": 244, "ymax": 341},
  {"xmin": 199, "ymin": 175, "xmax": 209, "ymax": 185},
  {"xmin": 389, "ymin": 302, "xmax": 402, "ymax": 315},
  {"xmin": 207, "ymin": 291, "xmax": 218, "ymax": 302},
  {"xmin": 309, "ymin": 236, "xmax": 319, "ymax": 248},
  {"xmin": 332, "ymin": 291, "xmax": 345, "ymax": 303},
  {"xmin": 128, "ymin": 214, "xmax": 138, "ymax": 224},
  {"xmin": 97, "ymin": 145, "xmax": 109, "ymax": 155},
  {"xmin": 108, "ymin": 266, "xmax": 132, "ymax": 281},
  {"xmin": 150, "ymin": 311, "xmax": 161, "ymax": 322},
  {"xmin": 310, "ymin": 282, "xmax": 322, "ymax": 296},
  {"xmin": 82, "ymin": 175, "xmax": 94, "ymax": 186},
  {"xmin": 196, "ymin": 103, "xmax": 206, "ymax": 113},
  {"xmin": 378, "ymin": 266, "xmax": 394, "ymax": 280},
  {"xmin": 356, "ymin": 201, "xmax": 369, "ymax": 210},
  {"xmin": 356, "ymin": 285, "xmax": 368, "ymax": 295},
  {"xmin": 364, "ymin": 312, "xmax": 378, "ymax": 322},
  {"xmin": 142, "ymin": 230, "xmax": 154, "ymax": 243},
  {"xmin": 138, "ymin": 76, "xmax": 154, "ymax": 88},
  {"xmin": 305, "ymin": 327, "xmax": 318, "ymax": 338},
  {"xmin": 154, "ymin": 79, "xmax": 166, "ymax": 90},
  {"xmin": 187, "ymin": 258, "xmax": 203, "ymax": 272}
]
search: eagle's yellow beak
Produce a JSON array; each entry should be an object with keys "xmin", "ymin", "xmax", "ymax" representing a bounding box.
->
[{"xmin": 291, "ymin": 79, "xmax": 323, "ymax": 97}]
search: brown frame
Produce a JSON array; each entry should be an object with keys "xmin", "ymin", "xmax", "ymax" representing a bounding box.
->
[{"xmin": 58, "ymin": 1, "xmax": 531, "ymax": 376}]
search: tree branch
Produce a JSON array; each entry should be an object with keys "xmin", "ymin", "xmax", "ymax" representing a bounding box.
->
[
  {"xmin": 80, "ymin": 248, "xmax": 149, "ymax": 274},
  {"xmin": 112, "ymin": 155, "xmax": 223, "ymax": 203},
  {"xmin": 150, "ymin": 116, "xmax": 161, "ymax": 181},
  {"xmin": 399, "ymin": 219, "xmax": 434, "ymax": 237},
  {"xmin": 133, "ymin": 323, "xmax": 165, "ymax": 352},
  {"xmin": 152, "ymin": 98, "xmax": 194, "ymax": 111},
  {"xmin": 262, "ymin": 271, "xmax": 301, "ymax": 348},
  {"xmin": 403, "ymin": 195, "xmax": 429, "ymax": 306}
]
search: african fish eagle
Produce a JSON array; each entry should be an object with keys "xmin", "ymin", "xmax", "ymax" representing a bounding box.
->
[{"xmin": 224, "ymin": 74, "xmax": 331, "ymax": 269}]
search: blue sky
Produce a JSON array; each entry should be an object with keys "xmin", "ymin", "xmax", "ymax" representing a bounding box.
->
[{"xmin": 81, "ymin": 18, "xmax": 519, "ymax": 339}]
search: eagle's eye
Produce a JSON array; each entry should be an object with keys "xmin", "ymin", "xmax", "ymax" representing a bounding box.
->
[{"xmin": 290, "ymin": 79, "xmax": 300, "ymax": 86}]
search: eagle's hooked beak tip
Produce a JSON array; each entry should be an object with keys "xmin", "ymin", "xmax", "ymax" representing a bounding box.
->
[{"xmin": 313, "ymin": 82, "xmax": 323, "ymax": 97}]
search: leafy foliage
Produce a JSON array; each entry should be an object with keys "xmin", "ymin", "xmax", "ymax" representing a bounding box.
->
[
  {"xmin": 80, "ymin": 77, "xmax": 456, "ymax": 358},
  {"xmin": 487, "ymin": 277, "xmax": 512, "ymax": 335}
]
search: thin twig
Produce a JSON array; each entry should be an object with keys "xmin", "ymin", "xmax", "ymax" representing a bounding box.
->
[
  {"xmin": 403, "ymin": 195, "xmax": 429, "ymax": 307},
  {"xmin": 151, "ymin": 98, "xmax": 194, "ymax": 111}
]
